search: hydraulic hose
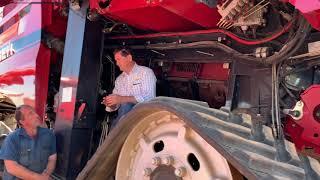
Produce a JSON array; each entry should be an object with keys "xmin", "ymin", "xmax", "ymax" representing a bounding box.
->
[
  {"xmin": 111, "ymin": 20, "xmax": 293, "ymax": 46},
  {"xmin": 111, "ymin": 15, "xmax": 311, "ymax": 65}
]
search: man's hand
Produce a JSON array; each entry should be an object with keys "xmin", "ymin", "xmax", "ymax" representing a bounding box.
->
[
  {"xmin": 4, "ymin": 160, "xmax": 49, "ymax": 180},
  {"xmin": 103, "ymin": 94, "xmax": 122, "ymax": 107},
  {"xmin": 101, "ymin": 94, "xmax": 137, "ymax": 111},
  {"xmin": 42, "ymin": 169, "xmax": 50, "ymax": 177},
  {"xmin": 37, "ymin": 173, "xmax": 50, "ymax": 180},
  {"xmin": 35, "ymin": 173, "xmax": 50, "ymax": 180}
]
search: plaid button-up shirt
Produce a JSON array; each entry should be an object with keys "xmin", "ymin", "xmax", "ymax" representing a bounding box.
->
[{"xmin": 113, "ymin": 63, "xmax": 157, "ymax": 103}]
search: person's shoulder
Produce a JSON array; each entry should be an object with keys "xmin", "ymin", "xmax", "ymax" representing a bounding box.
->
[
  {"xmin": 137, "ymin": 65, "xmax": 153, "ymax": 73},
  {"xmin": 39, "ymin": 127, "xmax": 55, "ymax": 136},
  {"xmin": 116, "ymin": 72, "xmax": 126, "ymax": 80},
  {"xmin": 136, "ymin": 64, "xmax": 150, "ymax": 70},
  {"xmin": 4, "ymin": 129, "xmax": 20, "ymax": 142}
]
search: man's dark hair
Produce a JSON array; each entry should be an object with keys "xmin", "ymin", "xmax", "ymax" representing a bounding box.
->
[
  {"xmin": 15, "ymin": 105, "xmax": 33, "ymax": 126},
  {"xmin": 113, "ymin": 47, "xmax": 132, "ymax": 57}
]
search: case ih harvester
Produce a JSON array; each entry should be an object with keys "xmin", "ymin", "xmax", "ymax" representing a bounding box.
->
[{"xmin": 0, "ymin": 0, "xmax": 320, "ymax": 179}]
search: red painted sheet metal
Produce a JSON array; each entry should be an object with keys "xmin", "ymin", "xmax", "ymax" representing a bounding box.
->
[
  {"xmin": 0, "ymin": 0, "xmax": 13, "ymax": 7},
  {"xmin": 0, "ymin": 2, "xmax": 56, "ymax": 121},
  {"xmin": 301, "ymin": 10, "xmax": 320, "ymax": 31},
  {"xmin": 0, "ymin": 43, "xmax": 40, "ymax": 107},
  {"xmin": 285, "ymin": 0, "xmax": 320, "ymax": 30},
  {"xmin": 0, "ymin": 68, "xmax": 35, "ymax": 85},
  {"xmin": 167, "ymin": 63, "xmax": 229, "ymax": 81},
  {"xmin": 284, "ymin": 85, "xmax": 320, "ymax": 157},
  {"xmin": 0, "ymin": 44, "xmax": 51, "ymax": 123},
  {"xmin": 90, "ymin": 0, "xmax": 220, "ymax": 32},
  {"xmin": 110, "ymin": 21, "xmax": 293, "ymax": 46},
  {"xmin": 35, "ymin": 44, "xmax": 51, "ymax": 121},
  {"xmin": 0, "ymin": 22, "xmax": 19, "ymax": 45},
  {"xmin": 93, "ymin": 0, "xmax": 320, "ymax": 32},
  {"xmin": 286, "ymin": 0, "xmax": 320, "ymax": 13}
]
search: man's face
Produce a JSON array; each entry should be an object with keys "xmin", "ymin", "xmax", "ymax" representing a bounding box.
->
[
  {"xmin": 20, "ymin": 107, "xmax": 41, "ymax": 129},
  {"xmin": 114, "ymin": 52, "xmax": 131, "ymax": 72}
]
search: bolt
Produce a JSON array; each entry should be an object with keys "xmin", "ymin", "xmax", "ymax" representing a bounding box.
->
[
  {"xmin": 174, "ymin": 167, "xmax": 186, "ymax": 177},
  {"xmin": 143, "ymin": 168, "xmax": 152, "ymax": 177},
  {"xmin": 235, "ymin": 5, "xmax": 241, "ymax": 12},
  {"xmin": 315, "ymin": 108, "xmax": 320, "ymax": 121},
  {"xmin": 292, "ymin": 111, "xmax": 301, "ymax": 117},
  {"xmin": 238, "ymin": 0, "xmax": 245, "ymax": 7},
  {"xmin": 152, "ymin": 157, "xmax": 161, "ymax": 166},
  {"xmin": 285, "ymin": 76, "xmax": 290, "ymax": 81},
  {"xmin": 231, "ymin": 9, "xmax": 237, "ymax": 15},
  {"xmin": 263, "ymin": 7, "xmax": 268, "ymax": 13},
  {"xmin": 163, "ymin": 156, "xmax": 174, "ymax": 165},
  {"xmin": 262, "ymin": 19, "xmax": 267, "ymax": 24},
  {"xmin": 228, "ymin": 13, "xmax": 235, "ymax": 19}
]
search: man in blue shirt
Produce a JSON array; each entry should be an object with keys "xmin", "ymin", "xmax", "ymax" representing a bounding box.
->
[{"xmin": 0, "ymin": 105, "xmax": 56, "ymax": 180}]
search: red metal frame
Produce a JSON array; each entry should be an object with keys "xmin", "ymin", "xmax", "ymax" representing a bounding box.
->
[
  {"xmin": 166, "ymin": 63, "xmax": 229, "ymax": 81},
  {"xmin": 0, "ymin": 1, "xmax": 66, "ymax": 121},
  {"xmin": 110, "ymin": 21, "xmax": 293, "ymax": 46},
  {"xmin": 285, "ymin": 0, "xmax": 320, "ymax": 30},
  {"xmin": 284, "ymin": 85, "xmax": 320, "ymax": 157},
  {"xmin": 90, "ymin": 0, "xmax": 221, "ymax": 32},
  {"xmin": 91, "ymin": 0, "xmax": 320, "ymax": 32}
]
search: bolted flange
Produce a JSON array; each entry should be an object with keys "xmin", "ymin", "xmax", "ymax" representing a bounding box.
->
[
  {"xmin": 152, "ymin": 157, "xmax": 161, "ymax": 166},
  {"xmin": 143, "ymin": 168, "xmax": 152, "ymax": 177},
  {"xmin": 163, "ymin": 156, "xmax": 174, "ymax": 166},
  {"xmin": 174, "ymin": 167, "xmax": 187, "ymax": 177}
]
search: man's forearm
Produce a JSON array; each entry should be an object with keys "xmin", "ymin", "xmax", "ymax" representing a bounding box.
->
[
  {"xmin": 4, "ymin": 160, "xmax": 40, "ymax": 179},
  {"xmin": 119, "ymin": 96, "xmax": 138, "ymax": 104},
  {"xmin": 44, "ymin": 154, "xmax": 57, "ymax": 175}
]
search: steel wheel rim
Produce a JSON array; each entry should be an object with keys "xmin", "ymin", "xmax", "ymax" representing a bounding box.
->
[{"xmin": 116, "ymin": 110, "xmax": 233, "ymax": 180}]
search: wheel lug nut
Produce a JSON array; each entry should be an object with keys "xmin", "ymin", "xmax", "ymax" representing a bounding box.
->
[
  {"xmin": 143, "ymin": 168, "xmax": 152, "ymax": 177},
  {"xmin": 175, "ymin": 167, "xmax": 186, "ymax": 177},
  {"xmin": 152, "ymin": 157, "xmax": 161, "ymax": 166},
  {"xmin": 163, "ymin": 156, "xmax": 174, "ymax": 165}
]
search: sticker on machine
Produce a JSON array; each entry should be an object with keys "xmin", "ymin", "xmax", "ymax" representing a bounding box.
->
[{"xmin": 61, "ymin": 87, "xmax": 72, "ymax": 102}]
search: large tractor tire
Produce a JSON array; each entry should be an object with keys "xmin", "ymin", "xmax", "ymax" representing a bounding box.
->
[
  {"xmin": 2, "ymin": 114, "xmax": 16, "ymax": 132},
  {"xmin": 77, "ymin": 97, "xmax": 320, "ymax": 180},
  {"xmin": 0, "ymin": 95, "xmax": 16, "ymax": 133}
]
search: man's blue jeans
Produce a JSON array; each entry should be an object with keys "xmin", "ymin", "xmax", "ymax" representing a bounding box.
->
[{"xmin": 111, "ymin": 103, "xmax": 135, "ymax": 129}]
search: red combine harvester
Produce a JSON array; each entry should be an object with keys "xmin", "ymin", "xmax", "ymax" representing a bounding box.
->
[{"xmin": 0, "ymin": 0, "xmax": 320, "ymax": 179}]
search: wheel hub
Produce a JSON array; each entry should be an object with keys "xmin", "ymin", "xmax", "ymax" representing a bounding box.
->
[
  {"xmin": 150, "ymin": 165, "xmax": 180, "ymax": 180},
  {"xmin": 116, "ymin": 111, "xmax": 232, "ymax": 180}
]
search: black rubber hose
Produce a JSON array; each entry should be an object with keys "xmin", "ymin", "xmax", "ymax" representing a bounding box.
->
[{"xmin": 129, "ymin": 15, "xmax": 312, "ymax": 65}]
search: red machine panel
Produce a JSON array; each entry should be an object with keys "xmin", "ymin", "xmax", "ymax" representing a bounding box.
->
[
  {"xmin": 284, "ymin": 85, "xmax": 320, "ymax": 157},
  {"xmin": 285, "ymin": 0, "xmax": 320, "ymax": 31},
  {"xmin": 167, "ymin": 63, "xmax": 229, "ymax": 81},
  {"xmin": 0, "ymin": 2, "xmax": 65, "ymax": 121},
  {"xmin": 90, "ymin": 0, "xmax": 221, "ymax": 32}
]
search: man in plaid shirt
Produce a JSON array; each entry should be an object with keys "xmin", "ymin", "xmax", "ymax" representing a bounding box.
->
[{"xmin": 102, "ymin": 48, "xmax": 157, "ymax": 128}]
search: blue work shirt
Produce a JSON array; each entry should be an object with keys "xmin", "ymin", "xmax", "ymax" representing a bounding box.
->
[{"xmin": 0, "ymin": 127, "xmax": 56, "ymax": 180}]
